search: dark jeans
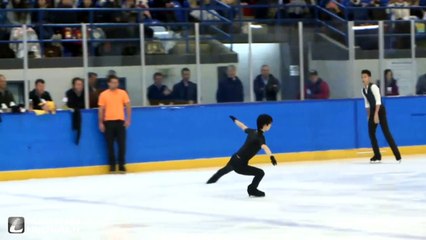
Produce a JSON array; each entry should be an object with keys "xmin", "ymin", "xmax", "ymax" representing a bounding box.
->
[
  {"xmin": 104, "ymin": 120, "xmax": 126, "ymax": 170},
  {"xmin": 368, "ymin": 107, "xmax": 401, "ymax": 159},
  {"xmin": 208, "ymin": 155, "xmax": 265, "ymax": 188}
]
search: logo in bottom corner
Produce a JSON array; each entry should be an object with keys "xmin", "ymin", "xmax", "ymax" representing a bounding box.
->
[{"xmin": 8, "ymin": 217, "xmax": 25, "ymax": 234}]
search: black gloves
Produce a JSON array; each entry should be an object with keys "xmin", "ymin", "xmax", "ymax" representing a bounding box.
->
[
  {"xmin": 270, "ymin": 155, "xmax": 277, "ymax": 166},
  {"xmin": 229, "ymin": 115, "xmax": 237, "ymax": 122}
]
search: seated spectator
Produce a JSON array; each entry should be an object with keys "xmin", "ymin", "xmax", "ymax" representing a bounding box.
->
[
  {"xmin": 78, "ymin": 0, "xmax": 97, "ymax": 23},
  {"xmin": 253, "ymin": 65, "xmax": 280, "ymax": 101},
  {"xmin": 147, "ymin": 72, "xmax": 172, "ymax": 105},
  {"xmin": 149, "ymin": 0, "xmax": 177, "ymax": 23},
  {"xmin": 52, "ymin": 0, "xmax": 78, "ymax": 23},
  {"xmin": 171, "ymin": 0, "xmax": 191, "ymax": 22},
  {"xmin": 172, "ymin": 68, "xmax": 197, "ymax": 104},
  {"xmin": 124, "ymin": 0, "xmax": 152, "ymax": 22},
  {"xmin": 51, "ymin": 0, "xmax": 82, "ymax": 56},
  {"xmin": 65, "ymin": 77, "xmax": 85, "ymax": 109},
  {"xmin": 98, "ymin": 0, "xmax": 122, "ymax": 23},
  {"xmin": 29, "ymin": 79, "xmax": 53, "ymax": 111},
  {"xmin": 7, "ymin": 0, "xmax": 32, "ymax": 25},
  {"xmin": 321, "ymin": 0, "xmax": 343, "ymax": 19},
  {"xmin": 216, "ymin": 65, "xmax": 244, "ymax": 103},
  {"xmin": 376, "ymin": 69, "xmax": 399, "ymax": 96},
  {"xmin": 0, "ymin": 74, "xmax": 15, "ymax": 108},
  {"xmin": 416, "ymin": 73, "xmax": 426, "ymax": 95},
  {"xmin": 304, "ymin": 70, "xmax": 330, "ymax": 99},
  {"xmin": 350, "ymin": 0, "xmax": 373, "ymax": 20},
  {"xmin": 248, "ymin": 0, "xmax": 269, "ymax": 20},
  {"xmin": 285, "ymin": 0, "xmax": 308, "ymax": 19},
  {"xmin": 32, "ymin": 0, "xmax": 54, "ymax": 40},
  {"xmin": 88, "ymin": 72, "xmax": 101, "ymax": 108},
  {"xmin": 387, "ymin": 0, "xmax": 410, "ymax": 20}
]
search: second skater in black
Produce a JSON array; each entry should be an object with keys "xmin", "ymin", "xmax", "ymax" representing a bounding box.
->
[
  {"xmin": 361, "ymin": 69, "xmax": 401, "ymax": 163},
  {"xmin": 206, "ymin": 114, "xmax": 277, "ymax": 197}
]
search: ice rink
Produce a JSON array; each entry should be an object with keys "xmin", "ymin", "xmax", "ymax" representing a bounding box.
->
[{"xmin": 0, "ymin": 155, "xmax": 425, "ymax": 240}]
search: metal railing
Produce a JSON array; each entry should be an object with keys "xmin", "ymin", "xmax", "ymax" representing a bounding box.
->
[
  {"xmin": 317, "ymin": 1, "xmax": 426, "ymax": 45},
  {"xmin": 0, "ymin": 4, "xmax": 318, "ymax": 55}
]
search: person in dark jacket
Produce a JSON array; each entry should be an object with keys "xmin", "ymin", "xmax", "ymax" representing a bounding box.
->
[
  {"xmin": 304, "ymin": 70, "xmax": 330, "ymax": 99},
  {"xmin": 65, "ymin": 77, "xmax": 85, "ymax": 109},
  {"xmin": 147, "ymin": 72, "xmax": 172, "ymax": 105},
  {"xmin": 29, "ymin": 79, "xmax": 53, "ymax": 111},
  {"xmin": 253, "ymin": 65, "xmax": 280, "ymax": 101},
  {"xmin": 217, "ymin": 65, "xmax": 244, "ymax": 103},
  {"xmin": 88, "ymin": 72, "xmax": 101, "ymax": 108},
  {"xmin": 0, "ymin": 74, "xmax": 15, "ymax": 108},
  {"xmin": 172, "ymin": 68, "xmax": 197, "ymax": 105},
  {"xmin": 416, "ymin": 73, "xmax": 426, "ymax": 95},
  {"xmin": 65, "ymin": 77, "xmax": 85, "ymax": 145},
  {"xmin": 376, "ymin": 69, "xmax": 399, "ymax": 96}
]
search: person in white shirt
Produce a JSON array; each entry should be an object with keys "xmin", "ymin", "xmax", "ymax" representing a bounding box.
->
[{"xmin": 361, "ymin": 69, "xmax": 401, "ymax": 163}]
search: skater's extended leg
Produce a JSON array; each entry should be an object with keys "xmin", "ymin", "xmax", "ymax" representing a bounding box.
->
[{"xmin": 206, "ymin": 161, "xmax": 234, "ymax": 184}]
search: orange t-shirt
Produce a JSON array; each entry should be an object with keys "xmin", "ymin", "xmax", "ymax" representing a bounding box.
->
[{"xmin": 98, "ymin": 89, "xmax": 130, "ymax": 121}]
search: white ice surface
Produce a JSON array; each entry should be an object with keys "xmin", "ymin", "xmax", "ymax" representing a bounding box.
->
[{"xmin": 0, "ymin": 155, "xmax": 425, "ymax": 240}]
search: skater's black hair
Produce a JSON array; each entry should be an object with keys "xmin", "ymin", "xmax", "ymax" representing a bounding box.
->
[
  {"xmin": 361, "ymin": 69, "xmax": 371, "ymax": 77},
  {"xmin": 257, "ymin": 114, "xmax": 273, "ymax": 131}
]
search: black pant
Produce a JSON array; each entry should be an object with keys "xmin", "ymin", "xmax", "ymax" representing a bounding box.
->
[
  {"xmin": 104, "ymin": 120, "xmax": 126, "ymax": 170},
  {"xmin": 208, "ymin": 155, "xmax": 265, "ymax": 188},
  {"xmin": 368, "ymin": 107, "xmax": 401, "ymax": 159}
]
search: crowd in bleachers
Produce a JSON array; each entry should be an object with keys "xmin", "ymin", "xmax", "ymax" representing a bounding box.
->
[
  {"xmin": 1, "ymin": 0, "xmax": 426, "ymax": 58},
  {"xmin": 322, "ymin": 0, "xmax": 426, "ymax": 20}
]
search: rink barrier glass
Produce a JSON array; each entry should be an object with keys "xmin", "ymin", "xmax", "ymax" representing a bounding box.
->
[{"xmin": 0, "ymin": 96, "xmax": 426, "ymax": 181}]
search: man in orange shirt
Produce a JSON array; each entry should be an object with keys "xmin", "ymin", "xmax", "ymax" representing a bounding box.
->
[{"xmin": 98, "ymin": 75, "xmax": 132, "ymax": 173}]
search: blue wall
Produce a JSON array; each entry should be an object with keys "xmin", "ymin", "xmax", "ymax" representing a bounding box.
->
[{"xmin": 1, "ymin": 97, "xmax": 425, "ymax": 172}]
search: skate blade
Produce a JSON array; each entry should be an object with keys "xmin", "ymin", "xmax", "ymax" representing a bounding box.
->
[
  {"xmin": 370, "ymin": 161, "xmax": 382, "ymax": 164},
  {"xmin": 249, "ymin": 195, "xmax": 265, "ymax": 198}
]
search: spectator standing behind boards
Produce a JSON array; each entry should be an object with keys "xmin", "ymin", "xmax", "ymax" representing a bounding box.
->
[
  {"xmin": 88, "ymin": 72, "xmax": 101, "ymax": 108},
  {"xmin": 416, "ymin": 72, "xmax": 426, "ymax": 95},
  {"xmin": 0, "ymin": 74, "xmax": 16, "ymax": 108},
  {"xmin": 172, "ymin": 68, "xmax": 197, "ymax": 105},
  {"xmin": 65, "ymin": 77, "xmax": 85, "ymax": 109},
  {"xmin": 304, "ymin": 70, "xmax": 330, "ymax": 99},
  {"xmin": 147, "ymin": 72, "xmax": 172, "ymax": 105},
  {"xmin": 216, "ymin": 65, "xmax": 244, "ymax": 103},
  {"xmin": 29, "ymin": 79, "xmax": 53, "ymax": 111},
  {"xmin": 65, "ymin": 77, "xmax": 85, "ymax": 145},
  {"xmin": 98, "ymin": 75, "xmax": 131, "ymax": 174},
  {"xmin": 376, "ymin": 69, "xmax": 399, "ymax": 96},
  {"xmin": 253, "ymin": 65, "xmax": 280, "ymax": 101}
]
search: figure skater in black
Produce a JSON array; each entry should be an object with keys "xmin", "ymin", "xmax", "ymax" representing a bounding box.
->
[
  {"xmin": 206, "ymin": 114, "xmax": 277, "ymax": 197},
  {"xmin": 361, "ymin": 69, "xmax": 401, "ymax": 163}
]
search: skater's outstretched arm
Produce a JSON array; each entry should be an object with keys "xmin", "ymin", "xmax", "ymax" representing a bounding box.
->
[
  {"xmin": 229, "ymin": 115, "xmax": 248, "ymax": 131},
  {"xmin": 261, "ymin": 144, "xmax": 277, "ymax": 166}
]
